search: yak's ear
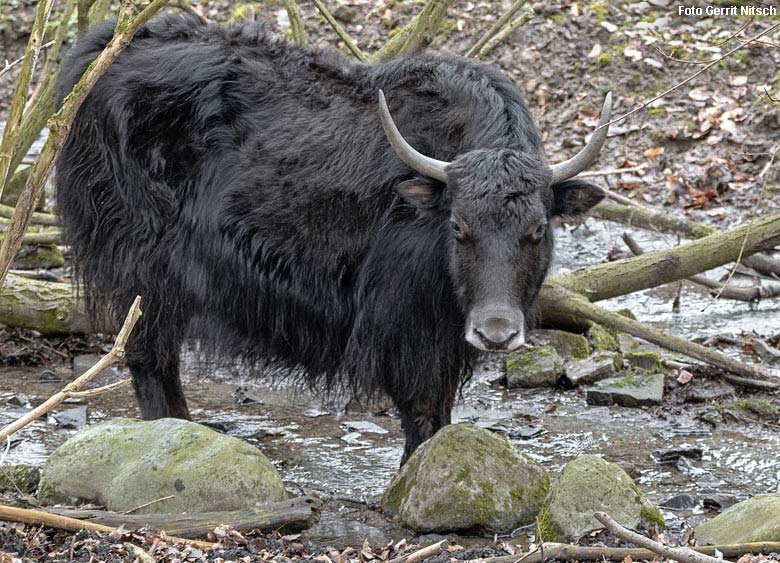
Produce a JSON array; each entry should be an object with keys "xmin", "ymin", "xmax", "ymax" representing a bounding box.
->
[
  {"xmin": 551, "ymin": 179, "xmax": 605, "ymax": 218},
  {"xmin": 396, "ymin": 177, "xmax": 444, "ymax": 210}
]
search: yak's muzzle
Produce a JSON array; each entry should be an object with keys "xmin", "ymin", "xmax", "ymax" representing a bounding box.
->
[{"xmin": 466, "ymin": 308, "xmax": 526, "ymax": 352}]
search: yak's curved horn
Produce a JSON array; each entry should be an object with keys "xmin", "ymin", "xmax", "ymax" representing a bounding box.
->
[
  {"xmin": 549, "ymin": 92, "xmax": 613, "ymax": 184},
  {"xmin": 378, "ymin": 90, "xmax": 449, "ymax": 182}
]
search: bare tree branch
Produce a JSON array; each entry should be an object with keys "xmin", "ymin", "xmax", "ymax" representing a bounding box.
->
[{"xmin": 310, "ymin": 0, "xmax": 366, "ymax": 61}]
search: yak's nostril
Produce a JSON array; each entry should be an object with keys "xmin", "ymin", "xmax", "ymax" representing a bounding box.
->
[{"xmin": 474, "ymin": 319, "xmax": 520, "ymax": 350}]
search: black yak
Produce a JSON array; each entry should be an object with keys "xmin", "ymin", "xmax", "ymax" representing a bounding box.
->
[{"xmin": 56, "ymin": 14, "xmax": 611, "ymax": 462}]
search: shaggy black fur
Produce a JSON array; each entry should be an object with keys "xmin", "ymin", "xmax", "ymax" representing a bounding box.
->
[{"xmin": 56, "ymin": 14, "xmax": 604, "ymax": 462}]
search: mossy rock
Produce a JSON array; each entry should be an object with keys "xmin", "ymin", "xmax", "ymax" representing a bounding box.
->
[
  {"xmin": 623, "ymin": 351, "xmax": 663, "ymax": 373},
  {"xmin": 382, "ymin": 424, "xmax": 549, "ymax": 533},
  {"xmin": 586, "ymin": 370, "xmax": 664, "ymax": 407},
  {"xmin": 723, "ymin": 399, "xmax": 778, "ymax": 421},
  {"xmin": 39, "ymin": 418, "xmax": 285, "ymax": 513},
  {"xmin": 14, "ymin": 244, "xmax": 65, "ymax": 270},
  {"xmin": 0, "ymin": 464, "xmax": 40, "ymax": 494},
  {"xmin": 505, "ymin": 346, "xmax": 564, "ymax": 388},
  {"xmin": 533, "ymin": 330, "xmax": 590, "ymax": 360},
  {"xmin": 540, "ymin": 455, "xmax": 665, "ymax": 541},
  {"xmin": 586, "ymin": 324, "xmax": 619, "ymax": 353},
  {"xmin": 696, "ymin": 494, "xmax": 780, "ymax": 544}
]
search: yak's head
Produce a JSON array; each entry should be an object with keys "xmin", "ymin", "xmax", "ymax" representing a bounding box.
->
[{"xmin": 378, "ymin": 90, "xmax": 611, "ymax": 353}]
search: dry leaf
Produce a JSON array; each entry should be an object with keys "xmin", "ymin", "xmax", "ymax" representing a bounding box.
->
[{"xmin": 644, "ymin": 146, "xmax": 665, "ymax": 159}]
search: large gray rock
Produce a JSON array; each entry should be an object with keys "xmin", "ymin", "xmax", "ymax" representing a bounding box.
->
[
  {"xmin": 505, "ymin": 347, "xmax": 564, "ymax": 388},
  {"xmin": 530, "ymin": 330, "xmax": 590, "ymax": 360},
  {"xmin": 696, "ymin": 494, "xmax": 780, "ymax": 544},
  {"xmin": 586, "ymin": 370, "xmax": 664, "ymax": 407},
  {"xmin": 539, "ymin": 455, "xmax": 665, "ymax": 541},
  {"xmin": 382, "ymin": 424, "xmax": 549, "ymax": 533},
  {"xmin": 39, "ymin": 418, "xmax": 285, "ymax": 513}
]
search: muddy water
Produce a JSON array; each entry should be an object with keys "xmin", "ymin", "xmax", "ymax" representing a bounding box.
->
[{"xmin": 1, "ymin": 218, "xmax": 779, "ymax": 544}]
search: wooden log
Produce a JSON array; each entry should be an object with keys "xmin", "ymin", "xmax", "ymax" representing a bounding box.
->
[
  {"xmin": 0, "ymin": 504, "xmax": 215, "ymax": 549},
  {"xmin": 47, "ymin": 496, "xmax": 323, "ymax": 538}
]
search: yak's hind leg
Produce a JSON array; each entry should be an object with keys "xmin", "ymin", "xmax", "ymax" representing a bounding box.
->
[{"xmin": 125, "ymin": 301, "xmax": 190, "ymax": 420}]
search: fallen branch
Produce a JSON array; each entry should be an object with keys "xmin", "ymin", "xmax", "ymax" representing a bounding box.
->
[
  {"xmin": 541, "ymin": 284, "xmax": 780, "ymax": 388},
  {"xmin": 593, "ymin": 511, "xmax": 730, "ymax": 563},
  {"xmin": 0, "ymin": 272, "xmax": 90, "ymax": 333},
  {"xmin": 556, "ymin": 211, "xmax": 780, "ymax": 302},
  {"xmin": 47, "ymin": 496, "xmax": 323, "ymax": 538},
  {"xmin": 0, "ymin": 0, "xmax": 172, "ymax": 289},
  {"xmin": 0, "ymin": 202, "xmax": 57, "ymax": 226},
  {"xmin": 311, "ymin": 0, "xmax": 366, "ymax": 61},
  {"xmin": 481, "ymin": 541, "xmax": 780, "ymax": 563},
  {"xmin": 0, "ymin": 295, "xmax": 141, "ymax": 443},
  {"xmin": 621, "ymin": 232, "xmax": 780, "ymax": 302},
  {"xmin": 593, "ymin": 200, "xmax": 780, "ymax": 277},
  {"xmin": 0, "ymin": 505, "xmax": 215, "ymax": 550},
  {"xmin": 0, "ymin": 228, "xmax": 61, "ymax": 246},
  {"xmin": 465, "ymin": 0, "xmax": 527, "ymax": 58},
  {"xmin": 386, "ymin": 539, "xmax": 446, "ymax": 563}
]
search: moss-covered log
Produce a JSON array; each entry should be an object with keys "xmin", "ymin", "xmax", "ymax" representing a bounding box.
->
[
  {"xmin": 555, "ymin": 211, "xmax": 780, "ymax": 302},
  {"xmin": 0, "ymin": 273, "xmax": 89, "ymax": 333}
]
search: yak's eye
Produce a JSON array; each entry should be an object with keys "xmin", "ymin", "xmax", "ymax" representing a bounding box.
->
[
  {"xmin": 528, "ymin": 222, "xmax": 547, "ymax": 243},
  {"xmin": 450, "ymin": 216, "xmax": 466, "ymax": 241}
]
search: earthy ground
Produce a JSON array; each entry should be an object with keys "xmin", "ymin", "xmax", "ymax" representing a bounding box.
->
[{"xmin": 1, "ymin": 0, "xmax": 780, "ymax": 561}]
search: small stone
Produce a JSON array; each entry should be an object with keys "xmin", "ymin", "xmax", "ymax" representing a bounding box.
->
[
  {"xmin": 661, "ymin": 494, "xmax": 699, "ymax": 510},
  {"xmin": 340, "ymin": 432, "xmax": 370, "ymax": 445},
  {"xmin": 539, "ymin": 455, "xmax": 665, "ymax": 541},
  {"xmin": 686, "ymin": 381, "xmax": 735, "ymax": 403},
  {"xmin": 529, "ymin": 330, "xmax": 590, "ymax": 360},
  {"xmin": 382, "ymin": 424, "xmax": 549, "ymax": 533},
  {"xmin": 303, "ymin": 409, "xmax": 329, "ymax": 418},
  {"xmin": 703, "ymin": 493, "xmax": 739, "ymax": 512},
  {"xmin": 696, "ymin": 494, "xmax": 780, "ymax": 544},
  {"xmin": 340, "ymin": 421, "xmax": 387, "ymax": 434},
  {"xmin": 72, "ymin": 355, "xmax": 118, "ymax": 378},
  {"xmin": 562, "ymin": 354, "xmax": 620, "ymax": 387},
  {"xmin": 624, "ymin": 352, "xmax": 663, "ymax": 373},
  {"xmin": 586, "ymin": 371, "xmax": 664, "ymax": 407},
  {"xmin": 505, "ymin": 347, "xmax": 564, "ymax": 388},
  {"xmin": 233, "ymin": 386, "xmax": 264, "ymax": 406},
  {"xmin": 653, "ymin": 447, "xmax": 703, "ymax": 465},
  {"xmin": 51, "ymin": 407, "xmax": 87, "ymax": 429},
  {"xmin": 600, "ymin": 21, "xmax": 617, "ymax": 33}
]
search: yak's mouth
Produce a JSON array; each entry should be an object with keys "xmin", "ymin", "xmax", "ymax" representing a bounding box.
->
[{"xmin": 465, "ymin": 308, "xmax": 526, "ymax": 352}]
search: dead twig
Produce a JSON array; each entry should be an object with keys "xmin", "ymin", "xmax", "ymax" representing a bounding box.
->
[
  {"xmin": 0, "ymin": 505, "xmax": 215, "ymax": 549},
  {"xmin": 599, "ymin": 21, "xmax": 780, "ymax": 130},
  {"xmin": 465, "ymin": 0, "xmax": 527, "ymax": 58},
  {"xmin": 386, "ymin": 540, "xmax": 447, "ymax": 563},
  {"xmin": 0, "ymin": 41, "xmax": 55, "ymax": 80},
  {"xmin": 310, "ymin": 0, "xmax": 366, "ymax": 61},
  {"xmin": 593, "ymin": 512, "xmax": 731, "ymax": 563},
  {"xmin": 0, "ymin": 296, "xmax": 141, "ymax": 443},
  {"xmin": 577, "ymin": 164, "xmax": 647, "ymax": 178}
]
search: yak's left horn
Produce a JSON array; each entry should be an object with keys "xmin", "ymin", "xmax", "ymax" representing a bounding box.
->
[
  {"xmin": 549, "ymin": 92, "xmax": 613, "ymax": 184},
  {"xmin": 378, "ymin": 90, "xmax": 449, "ymax": 182}
]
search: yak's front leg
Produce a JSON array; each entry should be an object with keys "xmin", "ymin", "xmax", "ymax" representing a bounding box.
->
[{"xmin": 396, "ymin": 383, "xmax": 458, "ymax": 465}]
